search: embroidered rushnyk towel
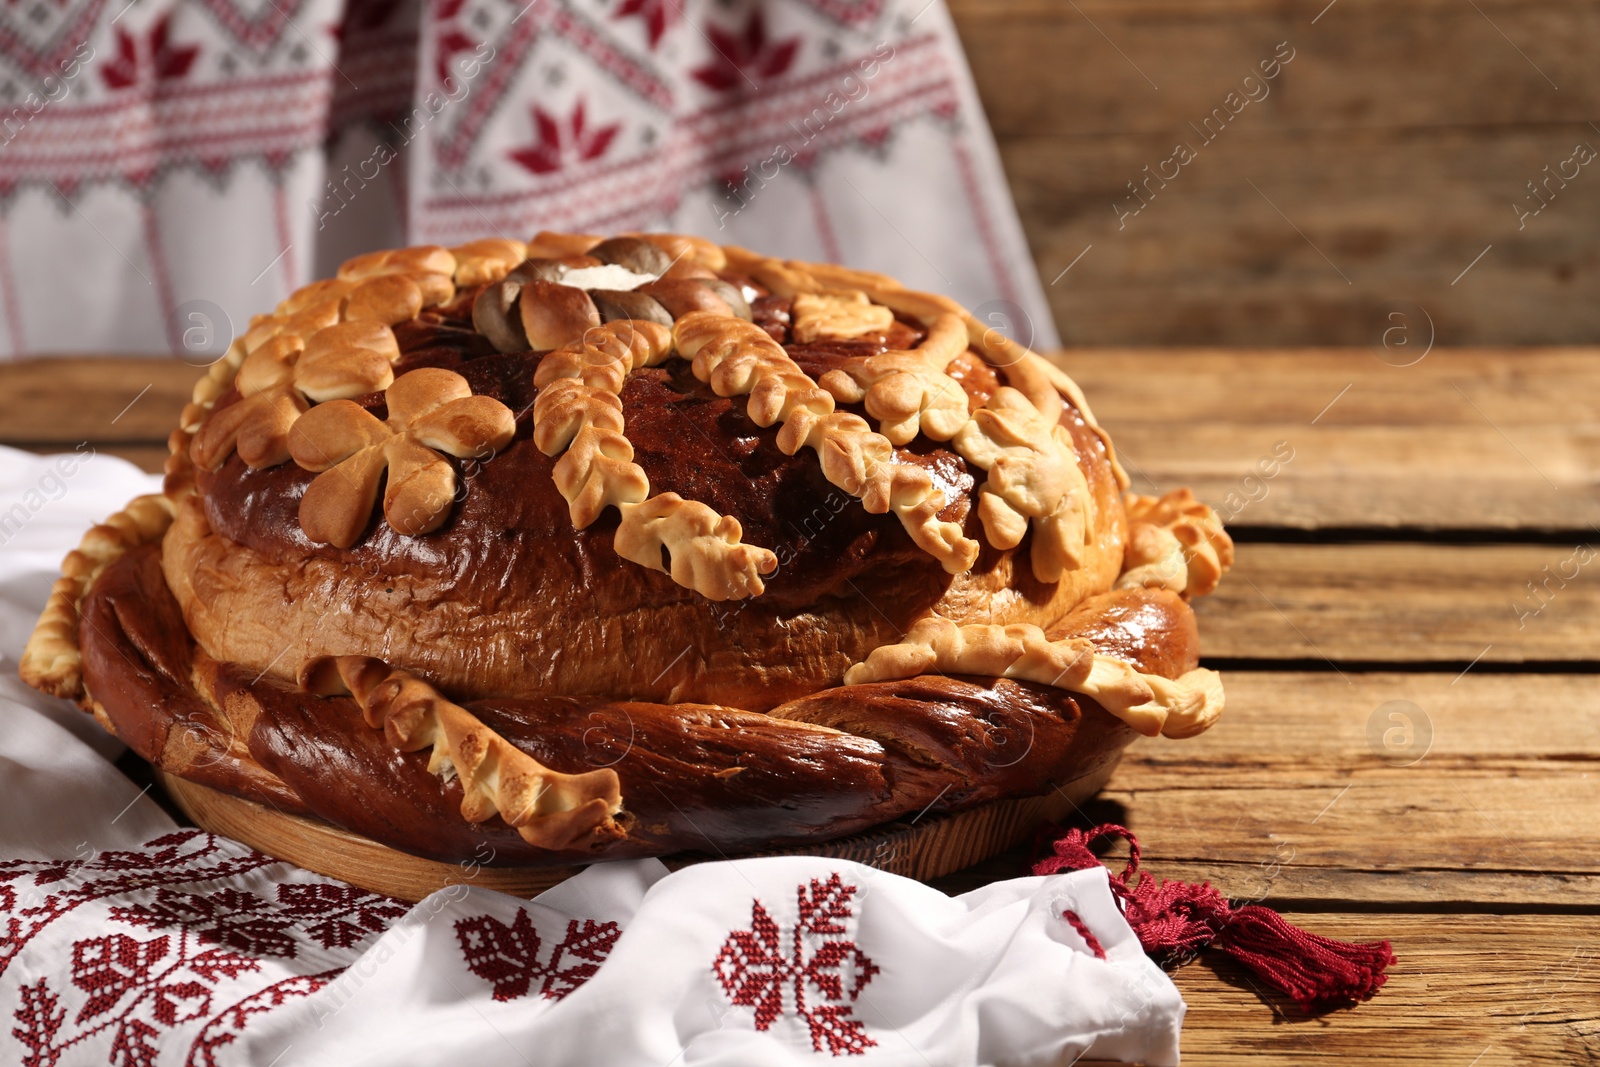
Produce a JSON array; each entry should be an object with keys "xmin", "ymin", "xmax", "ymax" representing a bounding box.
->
[
  {"xmin": 0, "ymin": 448, "xmax": 1181, "ymax": 1066},
  {"xmin": 0, "ymin": 0, "xmax": 1055, "ymax": 358}
]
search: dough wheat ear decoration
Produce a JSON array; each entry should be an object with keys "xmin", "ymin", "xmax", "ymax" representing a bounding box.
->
[
  {"xmin": 673, "ymin": 310, "xmax": 980, "ymax": 574},
  {"xmin": 532, "ymin": 321, "xmax": 780, "ymax": 601}
]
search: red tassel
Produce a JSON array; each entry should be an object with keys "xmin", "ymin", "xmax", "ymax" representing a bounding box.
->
[{"xmin": 1034, "ymin": 824, "xmax": 1394, "ymax": 1008}]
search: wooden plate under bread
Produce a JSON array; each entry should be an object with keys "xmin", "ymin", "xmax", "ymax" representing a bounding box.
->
[{"xmin": 157, "ymin": 759, "xmax": 1119, "ymax": 902}]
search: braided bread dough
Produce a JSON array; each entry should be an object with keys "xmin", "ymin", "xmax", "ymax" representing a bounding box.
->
[
  {"xmin": 302, "ymin": 656, "xmax": 624, "ymax": 851},
  {"xmin": 18, "ymin": 492, "xmax": 175, "ymax": 700}
]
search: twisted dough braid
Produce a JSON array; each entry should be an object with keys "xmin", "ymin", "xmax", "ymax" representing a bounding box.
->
[{"xmin": 19, "ymin": 492, "xmax": 176, "ymax": 700}]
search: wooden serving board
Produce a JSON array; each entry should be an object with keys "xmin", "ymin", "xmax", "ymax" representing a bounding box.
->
[{"xmin": 157, "ymin": 761, "xmax": 1119, "ymax": 902}]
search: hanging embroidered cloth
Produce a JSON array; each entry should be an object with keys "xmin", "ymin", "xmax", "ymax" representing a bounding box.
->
[{"xmin": 0, "ymin": 0, "xmax": 1055, "ymax": 359}]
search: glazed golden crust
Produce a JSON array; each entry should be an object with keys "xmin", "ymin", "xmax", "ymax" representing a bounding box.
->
[{"xmin": 24, "ymin": 231, "xmax": 1234, "ymax": 861}]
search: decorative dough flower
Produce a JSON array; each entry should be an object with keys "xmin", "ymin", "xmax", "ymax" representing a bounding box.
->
[
  {"xmin": 953, "ymin": 386, "xmax": 1094, "ymax": 583},
  {"xmin": 288, "ymin": 367, "xmax": 517, "ymax": 548},
  {"xmin": 1117, "ymin": 488, "xmax": 1235, "ymax": 597}
]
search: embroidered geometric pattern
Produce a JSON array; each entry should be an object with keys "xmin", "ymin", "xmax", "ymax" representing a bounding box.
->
[
  {"xmin": 712, "ymin": 874, "xmax": 880, "ymax": 1056},
  {"xmin": 0, "ymin": 832, "xmax": 404, "ymax": 1067},
  {"xmin": 14, "ymin": 929, "xmax": 261, "ymax": 1067}
]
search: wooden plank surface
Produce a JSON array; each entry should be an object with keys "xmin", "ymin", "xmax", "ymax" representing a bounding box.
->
[
  {"xmin": 948, "ymin": 0, "xmax": 1600, "ymax": 347},
  {"xmin": 1173, "ymin": 915, "xmax": 1600, "ymax": 1065},
  {"xmin": 1057, "ymin": 348, "xmax": 1600, "ymax": 531},
  {"xmin": 0, "ymin": 354, "xmax": 194, "ymax": 445},
  {"xmin": 940, "ymin": 672, "xmax": 1600, "ymax": 907},
  {"xmin": 1105, "ymin": 672, "xmax": 1600, "ymax": 903},
  {"xmin": 1196, "ymin": 543, "xmax": 1600, "ymax": 663}
]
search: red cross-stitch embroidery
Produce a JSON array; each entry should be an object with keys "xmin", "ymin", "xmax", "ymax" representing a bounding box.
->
[
  {"xmin": 0, "ymin": 832, "xmax": 277, "ymax": 981},
  {"xmin": 712, "ymin": 874, "xmax": 880, "ymax": 1056},
  {"xmin": 12, "ymin": 930, "xmax": 258, "ymax": 1067},
  {"xmin": 272, "ymin": 883, "xmax": 409, "ymax": 950},
  {"xmin": 507, "ymin": 98, "xmax": 624, "ymax": 176},
  {"xmin": 2, "ymin": 832, "xmax": 408, "ymax": 1066},
  {"xmin": 454, "ymin": 911, "xmax": 620, "ymax": 1002},
  {"xmin": 613, "ymin": 0, "xmax": 680, "ymax": 49},
  {"xmin": 99, "ymin": 13, "xmax": 201, "ymax": 91},
  {"xmin": 109, "ymin": 883, "xmax": 406, "ymax": 958},
  {"xmin": 691, "ymin": 10, "xmax": 801, "ymax": 93}
]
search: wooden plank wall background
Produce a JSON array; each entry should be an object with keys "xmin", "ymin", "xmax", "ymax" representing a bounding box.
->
[{"xmin": 948, "ymin": 0, "xmax": 1600, "ymax": 347}]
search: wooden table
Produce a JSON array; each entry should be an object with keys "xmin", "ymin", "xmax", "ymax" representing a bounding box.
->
[{"xmin": 3, "ymin": 349, "xmax": 1597, "ymax": 1064}]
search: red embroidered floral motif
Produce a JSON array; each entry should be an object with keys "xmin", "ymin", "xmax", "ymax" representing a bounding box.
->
[
  {"xmin": 111, "ymin": 889, "xmax": 298, "ymax": 960},
  {"xmin": 100, "ymin": 14, "xmax": 201, "ymax": 90},
  {"xmin": 454, "ymin": 911, "xmax": 620, "ymax": 1002},
  {"xmin": 3, "ymin": 832, "xmax": 407, "ymax": 1065},
  {"xmin": 712, "ymin": 874, "xmax": 879, "ymax": 1056},
  {"xmin": 507, "ymin": 99, "xmax": 623, "ymax": 176},
  {"xmin": 691, "ymin": 10, "xmax": 800, "ymax": 93},
  {"xmin": 13, "ymin": 930, "xmax": 258, "ymax": 1067},
  {"xmin": 430, "ymin": 0, "xmax": 480, "ymax": 90},
  {"xmin": 614, "ymin": 0, "xmax": 681, "ymax": 49}
]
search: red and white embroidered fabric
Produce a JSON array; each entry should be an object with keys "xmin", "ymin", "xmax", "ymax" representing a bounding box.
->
[
  {"xmin": 0, "ymin": 0, "xmax": 1054, "ymax": 359},
  {"xmin": 1, "ymin": 449, "xmax": 1181, "ymax": 1066}
]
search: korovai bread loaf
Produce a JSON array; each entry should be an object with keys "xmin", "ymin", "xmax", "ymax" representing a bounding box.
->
[{"xmin": 22, "ymin": 231, "xmax": 1234, "ymax": 863}]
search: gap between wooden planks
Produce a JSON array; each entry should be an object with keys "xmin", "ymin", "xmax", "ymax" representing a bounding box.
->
[
  {"xmin": 937, "ymin": 673, "xmax": 1600, "ymax": 907},
  {"xmin": 944, "ymin": 672, "xmax": 1600, "ymax": 1063}
]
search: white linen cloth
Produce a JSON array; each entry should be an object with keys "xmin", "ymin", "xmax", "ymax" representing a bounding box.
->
[
  {"xmin": 0, "ymin": 445, "xmax": 1182, "ymax": 1066},
  {"xmin": 0, "ymin": 0, "xmax": 1056, "ymax": 360}
]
